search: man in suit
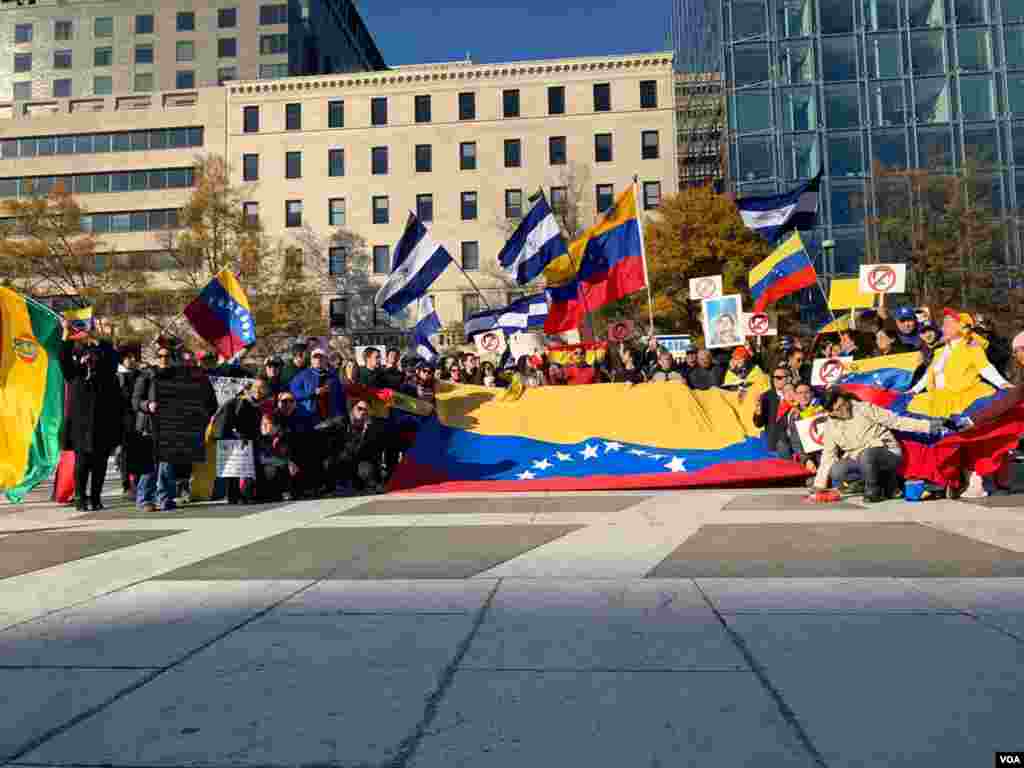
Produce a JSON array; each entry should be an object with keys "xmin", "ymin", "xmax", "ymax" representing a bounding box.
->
[{"xmin": 753, "ymin": 366, "xmax": 794, "ymax": 457}]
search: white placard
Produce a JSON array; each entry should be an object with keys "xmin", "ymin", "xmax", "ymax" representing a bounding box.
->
[
  {"xmin": 811, "ymin": 356, "xmax": 854, "ymax": 387},
  {"xmin": 795, "ymin": 414, "xmax": 829, "ymax": 454},
  {"xmin": 858, "ymin": 263, "xmax": 907, "ymax": 294},
  {"xmin": 216, "ymin": 439, "xmax": 255, "ymax": 479},
  {"xmin": 508, "ymin": 331, "xmax": 545, "ymax": 361},
  {"xmin": 701, "ymin": 294, "xmax": 746, "ymax": 349},
  {"xmin": 689, "ymin": 275, "xmax": 723, "ymax": 301},
  {"xmin": 209, "ymin": 377, "xmax": 256, "ymax": 407},
  {"xmin": 742, "ymin": 312, "xmax": 778, "ymax": 337},
  {"xmin": 474, "ymin": 328, "xmax": 508, "ymax": 359}
]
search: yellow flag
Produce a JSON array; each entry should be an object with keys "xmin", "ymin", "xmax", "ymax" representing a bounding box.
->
[{"xmin": 829, "ymin": 278, "xmax": 877, "ymax": 310}]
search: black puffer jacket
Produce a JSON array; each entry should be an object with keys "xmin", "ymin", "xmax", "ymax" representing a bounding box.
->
[{"xmin": 60, "ymin": 340, "xmax": 125, "ymax": 454}]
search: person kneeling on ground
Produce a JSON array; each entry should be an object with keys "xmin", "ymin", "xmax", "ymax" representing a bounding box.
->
[
  {"xmin": 316, "ymin": 399, "xmax": 387, "ymax": 494},
  {"xmin": 811, "ymin": 390, "xmax": 949, "ymax": 503}
]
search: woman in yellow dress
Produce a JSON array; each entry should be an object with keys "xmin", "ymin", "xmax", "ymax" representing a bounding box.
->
[{"xmin": 908, "ymin": 309, "xmax": 1012, "ymax": 419}]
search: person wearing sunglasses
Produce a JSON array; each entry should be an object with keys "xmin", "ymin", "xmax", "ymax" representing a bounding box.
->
[
  {"xmin": 753, "ymin": 367, "xmax": 794, "ymax": 457},
  {"xmin": 131, "ymin": 342, "xmax": 180, "ymax": 512}
]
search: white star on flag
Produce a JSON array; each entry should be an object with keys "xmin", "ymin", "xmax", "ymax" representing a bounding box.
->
[
  {"xmin": 580, "ymin": 444, "xmax": 599, "ymax": 460},
  {"xmin": 603, "ymin": 442, "xmax": 624, "ymax": 452},
  {"xmin": 517, "ymin": 470, "xmax": 536, "ymax": 480},
  {"xmin": 629, "ymin": 449, "xmax": 649, "ymax": 456},
  {"xmin": 663, "ymin": 457, "xmax": 687, "ymax": 473},
  {"xmin": 532, "ymin": 459, "xmax": 553, "ymax": 470},
  {"xmin": 555, "ymin": 452, "xmax": 573, "ymax": 462}
]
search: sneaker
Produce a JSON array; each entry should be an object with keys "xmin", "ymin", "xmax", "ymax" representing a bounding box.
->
[
  {"xmin": 960, "ymin": 471, "xmax": 988, "ymax": 499},
  {"xmin": 842, "ymin": 480, "xmax": 865, "ymax": 494},
  {"xmin": 863, "ymin": 492, "xmax": 885, "ymax": 504},
  {"xmin": 139, "ymin": 503, "xmax": 157, "ymax": 513}
]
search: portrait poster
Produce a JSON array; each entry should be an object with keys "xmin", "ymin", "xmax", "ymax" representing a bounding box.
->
[{"xmin": 701, "ymin": 294, "xmax": 745, "ymax": 349}]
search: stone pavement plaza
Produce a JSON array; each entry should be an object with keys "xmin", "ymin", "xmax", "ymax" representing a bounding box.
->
[{"xmin": 2, "ymin": 489, "xmax": 1024, "ymax": 767}]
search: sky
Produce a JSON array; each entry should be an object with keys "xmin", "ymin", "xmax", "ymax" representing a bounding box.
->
[{"xmin": 355, "ymin": 1, "xmax": 673, "ymax": 67}]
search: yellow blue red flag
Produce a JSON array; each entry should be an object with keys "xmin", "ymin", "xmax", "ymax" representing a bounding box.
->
[{"xmin": 184, "ymin": 268, "xmax": 255, "ymax": 359}]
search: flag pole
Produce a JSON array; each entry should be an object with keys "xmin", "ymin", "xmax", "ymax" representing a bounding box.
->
[
  {"xmin": 634, "ymin": 176, "xmax": 655, "ymax": 337},
  {"xmin": 451, "ymin": 257, "xmax": 493, "ymax": 310}
]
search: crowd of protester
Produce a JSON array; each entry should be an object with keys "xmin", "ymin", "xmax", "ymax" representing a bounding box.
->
[{"xmin": 57, "ymin": 303, "xmax": 1024, "ymax": 512}]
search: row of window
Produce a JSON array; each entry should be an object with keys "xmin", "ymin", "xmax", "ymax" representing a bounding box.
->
[
  {"xmin": 0, "ymin": 208, "xmax": 180, "ymax": 234},
  {"xmin": 0, "ymin": 127, "xmax": 203, "ymax": 161},
  {"xmin": 241, "ymin": 132, "xmax": 661, "ymax": 183},
  {"xmin": 0, "ymin": 168, "xmax": 194, "ymax": 199},
  {"xmin": 10, "ymin": 5, "xmax": 287, "ymax": 43},
  {"xmin": 264, "ymin": 181, "xmax": 663, "ymax": 232},
  {"xmin": 240, "ymin": 80, "xmax": 660, "ymax": 133}
]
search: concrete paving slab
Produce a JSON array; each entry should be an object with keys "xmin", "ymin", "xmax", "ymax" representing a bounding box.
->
[
  {"xmin": 463, "ymin": 580, "xmax": 746, "ymax": 671},
  {"xmin": 0, "ymin": 530, "xmax": 182, "ymax": 579},
  {"xmin": 960, "ymin": 494, "xmax": 1024, "ymax": 508},
  {"xmin": 334, "ymin": 495, "xmax": 650, "ymax": 517},
  {"xmin": 921, "ymin": 519, "xmax": 1024, "ymax": 553},
  {"xmin": 275, "ymin": 580, "xmax": 497, "ymax": 615},
  {"xmin": 906, "ymin": 578, "xmax": 1024, "ymax": 638},
  {"xmin": 723, "ymin": 493, "xmax": 865, "ymax": 511},
  {"xmin": 697, "ymin": 578, "xmax": 954, "ymax": 613},
  {"xmin": 76, "ymin": 501, "xmax": 279, "ymax": 519},
  {"xmin": 0, "ymin": 668, "xmax": 147, "ymax": 761},
  {"xmin": 410, "ymin": 670, "xmax": 817, "ymax": 768},
  {"xmin": 725, "ymin": 613, "xmax": 1024, "ymax": 767},
  {"xmin": 648, "ymin": 522, "xmax": 1024, "ymax": 577},
  {"xmin": 0, "ymin": 581, "xmax": 310, "ymax": 667}
]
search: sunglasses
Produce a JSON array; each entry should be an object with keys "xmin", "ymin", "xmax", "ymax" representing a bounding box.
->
[
  {"xmin": 773, "ymin": 375, "xmax": 788, "ymax": 380},
  {"xmin": 157, "ymin": 353, "xmax": 172, "ymax": 359},
  {"xmin": 278, "ymin": 397, "xmax": 295, "ymax": 404},
  {"xmin": 353, "ymin": 406, "xmax": 368, "ymax": 412}
]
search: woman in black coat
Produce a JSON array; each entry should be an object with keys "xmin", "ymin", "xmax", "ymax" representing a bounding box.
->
[{"xmin": 59, "ymin": 333, "xmax": 125, "ymax": 511}]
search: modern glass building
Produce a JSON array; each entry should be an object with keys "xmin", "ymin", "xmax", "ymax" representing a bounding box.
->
[{"xmin": 719, "ymin": 0, "xmax": 1024, "ymax": 280}]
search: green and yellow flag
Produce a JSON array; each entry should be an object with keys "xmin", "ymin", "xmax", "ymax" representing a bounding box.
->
[{"xmin": 0, "ymin": 288, "xmax": 64, "ymax": 502}]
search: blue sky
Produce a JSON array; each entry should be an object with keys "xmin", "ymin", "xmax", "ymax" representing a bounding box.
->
[{"xmin": 356, "ymin": 1, "xmax": 672, "ymax": 66}]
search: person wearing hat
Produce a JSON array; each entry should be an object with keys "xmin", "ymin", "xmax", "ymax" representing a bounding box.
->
[
  {"xmin": 890, "ymin": 306, "xmax": 923, "ymax": 351},
  {"xmin": 289, "ymin": 347, "xmax": 345, "ymax": 426},
  {"xmin": 722, "ymin": 346, "xmax": 766, "ymax": 390},
  {"xmin": 280, "ymin": 342, "xmax": 308, "ymax": 389},
  {"xmin": 264, "ymin": 356, "xmax": 285, "ymax": 396}
]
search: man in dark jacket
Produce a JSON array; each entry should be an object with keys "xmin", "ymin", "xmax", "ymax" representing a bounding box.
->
[
  {"xmin": 379, "ymin": 347, "xmax": 405, "ymax": 389},
  {"xmin": 211, "ymin": 378, "xmax": 269, "ymax": 504},
  {"xmin": 318, "ymin": 398, "xmax": 388, "ymax": 493},
  {"xmin": 686, "ymin": 349, "xmax": 724, "ymax": 390},
  {"xmin": 358, "ymin": 347, "xmax": 385, "ymax": 388},
  {"xmin": 290, "ymin": 347, "xmax": 345, "ymax": 424},
  {"xmin": 59, "ymin": 326, "xmax": 124, "ymax": 512},
  {"xmin": 116, "ymin": 346, "xmax": 141, "ymax": 495},
  {"xmin": 280, "ymin": 342, "xmax": 307, "ymax": 389},
  {"xmin": 753, "ymin": 366, "xmax": 794, "ymax": 457}
]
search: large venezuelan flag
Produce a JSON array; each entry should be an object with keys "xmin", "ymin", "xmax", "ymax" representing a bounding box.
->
[
  {"xmin": 0, "ymin": 288, "xmax": 64, "ymax": 502},
  {"xmin": 544, "ymin": 185, "xmax": 647, "ymax": 333},
  {"xmin": 389, "ymin": 382, "xmax": 807, "ymax": 493},
  {"xmin": 184, "ymin": 269, "xmax": 256, "ymax": 359},
  {"xmin": 749, "ymin": 232, "xmax": 818, "ymax": 312}
]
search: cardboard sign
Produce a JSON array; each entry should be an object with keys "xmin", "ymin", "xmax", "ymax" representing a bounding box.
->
[
  {"xmin": 743, "ymin": 312, "xmax": 778, "ymax": 337},
  {"xmin": 689, "ymin": 275, "xmax": 723, "ymax": 301},
  {"xmin": 153, "ymin": 374, "xmax": 215, "ymax": 464},
  {"xmin": 859, "ymin": 263, "xmax": 907, "ymax": 295},
  {"xmin": 216, "ymin": 439, "xmax": 255, "ymax": 479},
  {"xmin": 795, "ymin": 414, "xmax": 829, "ymax": 454},
  {"xmin": 606, "ymin": 319, "xmax": 635, "ymax": 343},
  {"xmin": 209, "ymin": 376, "xmax": 256, "ymax": 407},
  {"xmin": 811, "ymin": 356, "xmax": 854, "ymax": 388},
  {"xmin": 474, "ymin": 328, "xmax": 508, "ymax": 359},
  {"xmin": 509, "ymin": 331, "xmax": 544, "ymax": 361},
  {"xmin": 702, "ymin": 294, "xmax": 745, "ymax": 350},
  {"xmin": 655, "ymin": 335, "xmax": 693, "ymax": 359}
]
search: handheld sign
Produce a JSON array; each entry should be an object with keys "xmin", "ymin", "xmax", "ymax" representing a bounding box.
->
[
  {"xmin": 475, "ymin": 328, "xmax": 508, "ymax": 359},
  {"xmin": 796, "ymin": 414, "xmax": 829, "ymax": 454},
  {"xmin": 743, "ymin": 312, "xmax": 778, "ymax": 337},
  {"xmin": 811, "ymin": 356, "xmax": 854, "ymax": 388},
  {"xmin": 216, "ymin": 439, "xmax": 255, "ymax": 479},
  {"xmin": 509, "ymin": 331, "xmax": 545, "ymax": 360},
  {"xmin": 689, "ymin": 275, "xmax": 723, "ymax": 301},
  {"xmin": 607, "ymin": 319, "xmax": 635, "ymax": 343},
  {"xmin": 859, "ymin": 263, "xmax": 907, "ymax": 295}
]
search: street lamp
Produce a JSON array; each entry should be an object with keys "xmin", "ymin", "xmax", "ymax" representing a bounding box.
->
[{"xmin": 822, "ymin": 239, "xmax": 835, "ymax": 274}]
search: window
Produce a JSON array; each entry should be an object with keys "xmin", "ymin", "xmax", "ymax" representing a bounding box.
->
[
  {"xmin": 328, "ymin": 247, "xmax": 346, "ymax": 275},
  {"xmin": 737, "ymin": 91, "xmax": 773, "ymax": 132},
  {"xmin": 909, "ymin": 0, "xmax": 944, "ymax": 26},
  {"xmin": 285, "ymin": 103, "xmax": 301, "ymax": 130},
  {"xmin": 461, "ymin": 241, "xmax": 480, "ymax": 271},
  {"xmin": 177, "ymin": 12, "xmax": 194, "ymax": 31},
  {"xmin": 548, "ymin": 85, "xmax": 565, "ymax": 115},
  {"xmin": 783, "ymin": 134, "xmax": 821, "ymax": 178},
  {"xmin": 415, "ymin": 94, "xmax": 431, "ymax": 123},
  {"xmin": 243, "ymin": 201, "xmax": 259, "ymax": 226},
  {"xmin": 958, "ymin": 29, "xmax": 991, "ymax": 71},
  {"xmin": 218, "ymin": 38, "xmax": 237, "ymax": 58},
  {"xmin": 415, "ymin": 144, "xmax": 432, "ymax": 173},
  {"xmin": 780, "ymin": 88, "xmax": 817, "ymax": 131},
  {"xmin": 134, "ymin": 73, "xmax": 154, "ymax": 92},
  {"xmin": 371, "ymin": 146, "xmax": 388, "ymax": 175},
  {"xmin": 136, "ymin": 14, "xmax": 153, "ymax": 34},
  {"xmin": 459, "ymin": 92, "xmax": 476, "ymax": 120},
  {"xmin": 244, "ymin": 106, "xmax": 259, "ymax": 133},
  {"xmin": 822, "ymin": 36, "xmax": 858, "ymax": 81},
  {"xmin": 460, "ymin": 142, "xmax": 477, "ymax": 170},
  {"xmin": 960, "ymin": 75, "xmax": 994, "ymax": 120},
  {"xmin": 372, "ymin": 195, "xmax": 389, "ymax": 224},
  {"xmin": 12, "ymin": 82, "xmax": 31, "ymax": 101},
  {"xmin": 503, "ymin": 89, "xmax": 520, "ymax": 118},
  {"xmin": 259, "ymin": 63, "xmax": 288, "ymax": 79},
  {"xmin": 911, "ymin": 30, "xmax": 945, "ymax": 75},
  {"xmin": 176, "ymin": 71, "xmax": 195, "ymax": 89},
  {"xmin": 219, "ymin": 8, "xmax": 237, "ymax": 28},
  {"xmin": 640, "ymin": 80, "xmax": 658, "ymax": 109},
  {"xmin": 735, "ymin": 44, "xmax": 771, "ymax": 85},
  {"xmin": 550, "ymin": 186, "xmax": 567, "ymax": 215},
  {"xmin": 53, "ymin": 79, "xmax": 71, "ymax": 99},
  {"xmin": 643, "ymin": 181, "xmax": 662, "ymax": 210},
  {"xmin": 54, "ymin": 50, "xmax": 72, "ymax": 69},
  {"xmin": 285, "ymin": 200, "xmax": 302, "ymax": 228},
  {"xmin": 14, "ymin": 23, "xmax": 32, "ymax": 43},
  {"xmin": 642, "ymin": 130, "xmax": 660, "ymax": 160},
  {"xmin": 595, "ymin": 133, "xmax": 613, "ymax": 163},
  {"xmin": 285, "ymin": 151, "xmax": 302, "ymax": 179},
  {"xmin": 54, "ymin": 20, "xmax": 72, "ymax": 41},
  {"xmin": 462, "ymin": 294, "xmax": 482, "ymax": 320},
  {"xmin": 94, "ymin": 46, "xmax": 112, "ymax": 66},
  {"xmin": 826, "ymin": 83, "xmax": 860, "ymax": 128},
  {"xmin": 328, "ymin": 100, "xmax": 344, "ymax": 128},
  {"xmin": 219, "ymin": 68, "xmax": 238, "ymax": 85},
  {"xmin": 243, "ymin": 154, "xmax": 259, "ymax": 181},
  {"xmin": 416, "ymin": 193, "xmax": 434, "ymax": 223},
  {"xmin": 373, "ymin": 246, "xmax": 390, "ymax": 273},
  {"xmin": 260, "ymin": 4, "xmax": 288, "ymax": 24},
  {"xmin": 549, "ymin": 136, "xmax": 567, "ymax": 165},
  {"xmin": 461, "ymin": 191, "xmax": 478, "ymax": 220},
  {"xmin": 328, "ymin": 148, "xmax": 345, "ymax": 177},
  {"xmin": 504, "ymin": 139, "xmax": 522, "ymax": 168},
  {"xmin": 135, "ymin": 44, "xmax": 153, "ymax": 64},
  {"xmin": 596, "ymin": 184, "xmax": 615, "ymax": 213},
  {"xmin": 176, "ymin": 41, "xmax": 194, "ymax": 62},
  {"xmin": 329, "ymin": 197, "xmax": 346, "ymax": 226},
  {"xmin": 593, "ymin": 83, "xmax": 611, "ymax": 112},
  {"xmin": 505, "ymin": 189, "xmax": 523, "ymax": 219},
  {"xmin": 94, "ymin": 16, "xmax": 113, "ymax": 37},
  {"xmin": 371, "ymin": 97, "xmax": 387, "ymax": 126},
  {"xmin": 93, "ymin": 76, "xmax": 112, "ymax": 96},
  {"xmin": 260, "ymin": 33, "xmax": 288, "ymax": 55},
  {"xmin": 13, "ymin": 53, "xmax": 31, "ymax": 73}
]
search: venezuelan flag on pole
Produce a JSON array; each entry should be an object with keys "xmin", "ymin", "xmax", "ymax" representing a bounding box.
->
[
  {"xmin": 0, "ymin": 288, "xmax": 64, "ymax": 502},
  {"xmin": 62, "ymin": 305, "xmax": 94, "ymax": 340},
  {"xmin": 183, "ymin": 268, "xmax": 256, "ymax": 359},
  {"xmin": 748, "ymin": 232, "xmax": 819, "ymax": 312}
]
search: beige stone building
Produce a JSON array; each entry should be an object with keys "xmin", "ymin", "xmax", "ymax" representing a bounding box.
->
[{"xmin": 0, "ymin": 51, "xmax": 678, "ymax": 345}]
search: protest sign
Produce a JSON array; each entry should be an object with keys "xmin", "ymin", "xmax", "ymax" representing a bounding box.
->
[
  {"xmin": 811, "ymin": 356, "xmax": 854, "ymax": 387},
  {"xmin": 702, "ymin": 295, "xmax": 745, "ymax": 349},
  {"xmin": 216, "ymin": 439, "xmax": 255, "ymax": 479},
  {"xmin": 509, "ymin": 332, "xmax": 544, "ymax": 360},
  {"xmin": 743, "ymin": 312, "xmax": 778, "ymax": 337},
  {"xmin": 209, "ymin": 376, "xmax": 256, "ymax": 407},
  {"xmin": 606, "ymin": 319, "xmax": 635, "ymax": 343},
  {"xmin": 796, "ymin": 414, "xmax": 829, "ymax": 454},
  {"xmin": 474, "ymin": 328, "xmax": 508, "ymax": 359},
  {"xmin": 656, "ymin": 335, "xmax": 693, "ymax": 360},
  {"xmin": 859, "ymin": 263, "xmax": 907, "ymax": 295},
  {"xmin": 153, "ymin": 375, "xmax": 214, "ymax": 464},
  {"xmin": 689, "ymin": 275, "xmax": 723, "ymax": 301}
]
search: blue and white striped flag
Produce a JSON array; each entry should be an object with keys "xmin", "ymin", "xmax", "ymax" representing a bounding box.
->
[
  {"xmin": 413, "ymin": 296, "xmax": 442, "ymax": 362},
  {"xmin": 736, "ymin": 171, "xmax": 821, "ymax": 243},
  {"xmin": 375, "ymin": 213, "xmax": 453, "ymax": 315},
  {"xmin": 464, "ymin": 293, "xmax": 548, "ymax": 339},
  {"xmin": 497, "ymin": 193, "xmax": 568, "ymax": 285}
]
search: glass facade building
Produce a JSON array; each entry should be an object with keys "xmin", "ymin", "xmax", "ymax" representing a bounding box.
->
[{"xmin": 720, "ymin": 0, "xmax": 1024, "ymax": 279}]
